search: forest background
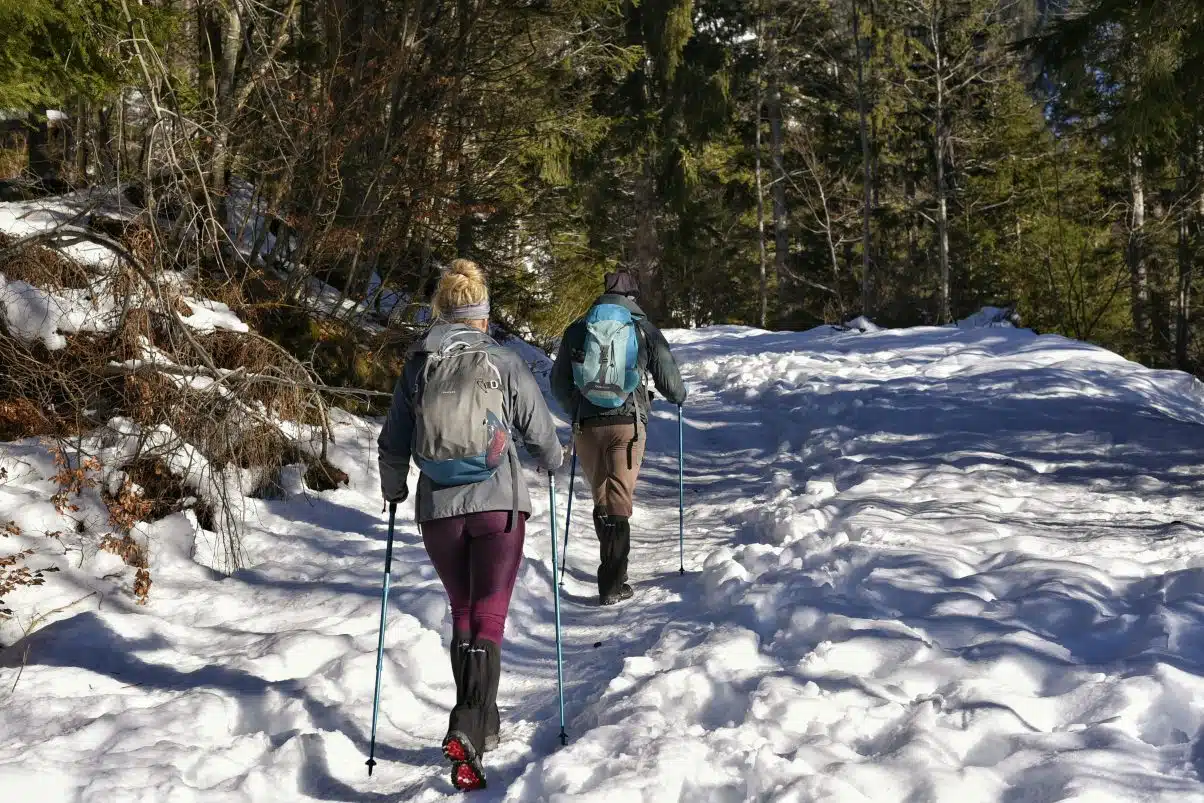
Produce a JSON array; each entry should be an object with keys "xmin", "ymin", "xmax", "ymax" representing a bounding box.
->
[{"xmin": 3, "ymin": 0, "xmax": 1203, "ymax": 394}]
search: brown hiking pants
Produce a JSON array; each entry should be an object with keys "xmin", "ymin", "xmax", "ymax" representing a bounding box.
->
[{"xmin": 575, "ymin": 419, "xmax": 645, "ymax": 517}]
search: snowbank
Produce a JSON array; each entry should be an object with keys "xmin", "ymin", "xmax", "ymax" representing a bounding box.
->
[
  {"xmin": 177, "ymin": 297, "xmax": 249, "ymax": 334},
  {"xmin": 511, "ymin": 323, "xmax": 1204, "ymax": 802},
  {"xmin": 957, "ymin": 305, "xmax": 1019, "ymax": 329},
  {"xmin": 5, "ymin": 314, "xmax": 1204, "ymax": 801},
  {"xmin": 0, "ymin": 275, "xmax": 122, "ymax": 349},
  {"xmin": 0, "ymin": 190, "xmax": 141, "ymax": 270}
]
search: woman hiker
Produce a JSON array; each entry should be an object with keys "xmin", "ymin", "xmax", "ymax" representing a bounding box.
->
[{"xmin": 378, "ymin": 259, "xmax": 563, "ymax": 791}]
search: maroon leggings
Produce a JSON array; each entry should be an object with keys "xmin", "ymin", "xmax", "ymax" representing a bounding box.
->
[{"xmin": 421, "ymin": 511, "xmax": 525, "ymax": 645}]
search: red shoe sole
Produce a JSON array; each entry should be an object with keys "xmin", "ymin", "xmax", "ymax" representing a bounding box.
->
[
  {"xmin": 452, "ymin": 762, "xmax": 486, "ymax": 791},
  {"xmin": 443, "ymin": 733, "xmax": 486, "ymax": 791},
  {"xmin": 443, "ymin": 737, "xmax": 469, "ymax": 763}
]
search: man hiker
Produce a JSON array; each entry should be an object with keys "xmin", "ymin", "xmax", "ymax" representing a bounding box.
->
[
  {"xmin": 378, "ymin": 259, "xmax": 563, "ymax": 791},
  {"xmin": 550, "ymin": 270, "xmax": 687, "ymax": 606}
]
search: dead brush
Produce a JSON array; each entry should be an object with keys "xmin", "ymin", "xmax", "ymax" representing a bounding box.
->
[
  {"xmin": 1, "ymin": 222, "xmax": 344, "ymax": 574},
  {"xmin": 123, "ymin": 457, "xmax": 216, "ymax": 529},
  {"xmin": 218, "ymin": 422, "xmax": 292, "ymax": 471},
  {"xmin": 0, "ymin": 332, "xmax": 106, "ymax": 437},
  {"xmin": 304, "ymin": 459, "xmax": 349, "ymax": 492},
  {"xmin": 87, "ymin": 215, "xmax": 156, "ymax": 271},
  {"xmin": 165, "ymin": 385, "xmax": 245, "ymax": 464},
  {"xmin": 197, "ymin": 328, "xmax": 316, "ymax": 421},
  {"xmin": 118, "ymin": 370, "xmax": 175, "ymax": 428},
  {"xmin": 96, "ymin": 464, "xmax": 156, "ymax": 601},
  {"xmin": 203, "ymin": 328, "xmax": 280, "ymax": 372},
  {"xmin": 0, "ymin": 145, "xmax": 24, "ymax": 181},
  {"xmin": 0, "ymin": 231, "xmax": 93, "ymax": 291},
  {"xmin": 97, "ymin": 535, "xmax": 151, "ymax": 605},
  {"xmin": 100, "ymin": 476, "xmax": 154, "ymax": 605},
  {"xmin": 50, "ymin": 448, "xmax": 100, "ymax": 515},
  {"xmin": 192, "ymin": 258, "xmax": 254, "ymax": 314},
  {"xmin": 104, "ymin": 478, "xmax": 155, "ymax": 534},
  {"xmin": 0, "ymin": 397, "xmax": 58, "ymax": 440},
  {"xmin": 207, "ymin": 422, "xmax": 347, "ymax": 495},
  {"xmin": 110, "ymin": 307, "xmax": 176, "ymax": 364},
  {"xmin": 0, "ymin": 544, "xmax": 61, "ymax": 619}
]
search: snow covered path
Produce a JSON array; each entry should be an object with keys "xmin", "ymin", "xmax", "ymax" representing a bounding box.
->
[{"xmin": 6, "ymin": 323, "xmax": 1204, "ymax": 801}]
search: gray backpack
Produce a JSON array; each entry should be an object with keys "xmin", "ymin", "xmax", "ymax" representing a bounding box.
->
[{"xmin": 413, "ymin": 332, "xmax": 510, "ymax": 486}]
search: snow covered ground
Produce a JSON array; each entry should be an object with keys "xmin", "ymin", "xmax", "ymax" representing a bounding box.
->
[{"xmin": 5, "ymin": 322, "xmax": 1204, "ymax": 801}]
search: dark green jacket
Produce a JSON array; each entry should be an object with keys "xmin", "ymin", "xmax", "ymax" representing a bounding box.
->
[{"xmin": 550, "ymin": 294, "xmax": 687, "ymax": 423}]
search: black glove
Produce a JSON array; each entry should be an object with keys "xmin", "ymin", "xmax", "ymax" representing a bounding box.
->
[{"xmin": 382, "ymin": 483, "xmax": 408, "ymax": 505}]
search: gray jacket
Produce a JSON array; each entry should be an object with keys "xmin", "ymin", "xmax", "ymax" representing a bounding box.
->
[
  {"xmin": 378, "ymin": 323, "xmax": 563, "ymax": 523},
  {"xmin": 551, "ymin": 294, "xmax": 687, "ymax": 424}
]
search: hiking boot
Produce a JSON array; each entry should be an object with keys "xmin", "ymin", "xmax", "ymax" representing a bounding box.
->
[
  {"xmin": 451, "ymin": 633, "xmax": 501, "ymax": 753},
  {"xmin": 445, "ymin": 640, "xmax": 493, "ymax": 790},
  {"xmin": 594, "ymin": 512, "xmax": 631, "ymax": 602},
  {"xmin": 442, "ymin": 731, "xmax": 486, "ymax": 791},
  {"xmin": 600, "ymin": 583, "xmax": 634, "ymax": 606},
  {"xmin": 445, "ymin": 640, "xmax": 486, "ymax": 789},
  {"xmin": 481, "ymin": 641, "xmax": 501, "ymax": 753}
]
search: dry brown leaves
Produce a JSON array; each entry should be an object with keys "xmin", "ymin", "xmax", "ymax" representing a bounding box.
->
[{"xmin": 0, "ymin": 230, "xmax": 92, "ymax": 290}]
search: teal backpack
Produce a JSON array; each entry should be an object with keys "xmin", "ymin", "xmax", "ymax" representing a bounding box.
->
[{"xmin": 572, "ymin": 303, "xmax": 641, "ymax": 408}]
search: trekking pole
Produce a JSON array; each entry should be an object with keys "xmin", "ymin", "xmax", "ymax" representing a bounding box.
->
[
  {"xmin": 678, "ymin": 405, "xmax": 685, "ymax": 576},
  {"xmin": 366, "ymin": 502, "xmax": 397, "ymax": 777},
  {"xmin": 559, "ymin": 445, "xmax": 577, "ymax": 588},
  {"xmin": 548, "ymin": 472, "xmax": 569, "ymax": 746}
]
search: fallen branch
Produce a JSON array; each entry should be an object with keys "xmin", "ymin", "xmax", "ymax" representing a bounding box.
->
[{"xmin": 103, "ymin": 361, "xmax": 394, "ymax": 399}]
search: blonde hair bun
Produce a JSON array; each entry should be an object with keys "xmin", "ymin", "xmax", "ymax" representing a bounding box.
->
[{"xmin": 432, "ymin": 259, "xmax": 489, "ymax": 319}]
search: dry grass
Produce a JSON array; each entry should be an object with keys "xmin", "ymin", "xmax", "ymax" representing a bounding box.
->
[
  {"xmin": 0, "ymin": 146, "xmax": 24, "ymax": 181},
  {"xmin": 198, "ymin": 328, "xmax": 316, "ymax": 422},
  {"xmin": 87, "ymin": 215, "xmax": 155, "ymax": 270},
  {"xmin": 111, "ymin": 308, "xmax": 176, "ymax": 363},
  {"xmin": 123, "ymin": 457, "xmax": 217, "ymax": 530},
  {"xmin": 0, "ymin": 398, "xmax": 59, "ymax": 441},
  {"xmin": 203, "ymin": 328, "xmax": 282, "ymax": 374},
  {"xmin": 0, "ymin": 231, "xmax": 93, "ymax": 290}
]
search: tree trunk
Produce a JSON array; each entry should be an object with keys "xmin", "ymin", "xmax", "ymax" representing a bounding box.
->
[
  {"xmin": 1183, "ymin": 134, "xmax": 1204, "ymax": 371},
  {"xmin": 456, "ymin": 152, "xmax": 475, "ymax": 258},
  {"xmin": 117, "ymin": 94, "xmax": 126, "ymax": 181},
  {"xmin": 633, "ymin": 165, "xmax": 663, "ymax": 319},
  {"xmin": 1176, "ymin": 149, "xmax": 1192, "ymax": 371},
  {"xmin": 211, "ymin": 4, "xmax": 243, "ymax": 195},
  {"xmin": 755, "ymin": 20, "xmax": 769, "ymax": 329},
  {"xmin": 26, "ymin": 111, "xmax": 52, "ymax": 180},
  {"xmin": 929, "ymin": 20, "xmax": 948, "ymax": 325},
  {"xmin": 766, "ymin": 33, "xmax": 788, "ymax": 304},
  {"xmin": 95, "ymin": 104, "xmax": 114, "ymax": 183},
  {"xmin": 854, "ymin": 0, "xmax": 874, "ymax": 317},
  {"xmin": 65, "ymin": 103, "xmax": 78, "ymax": 181},
  {"xmin": 73, "ymin": 98, "xmax": 88, "ymax": 181},
  {"xmin": 197, "ymin": 2, "xmax": 221, "ymax": 120},
  {"xmin": 1128, "ymin": 149, "xmax": 1150, "ymax": 356},
  {"xmin": 755, "ymin": 128, "xmax": 769, "ymax": 327}
]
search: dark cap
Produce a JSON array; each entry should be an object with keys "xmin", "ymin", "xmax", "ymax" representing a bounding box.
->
[{"xmin": 604, "ymin": 271, "xmax": 639, "ymax": 297}]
